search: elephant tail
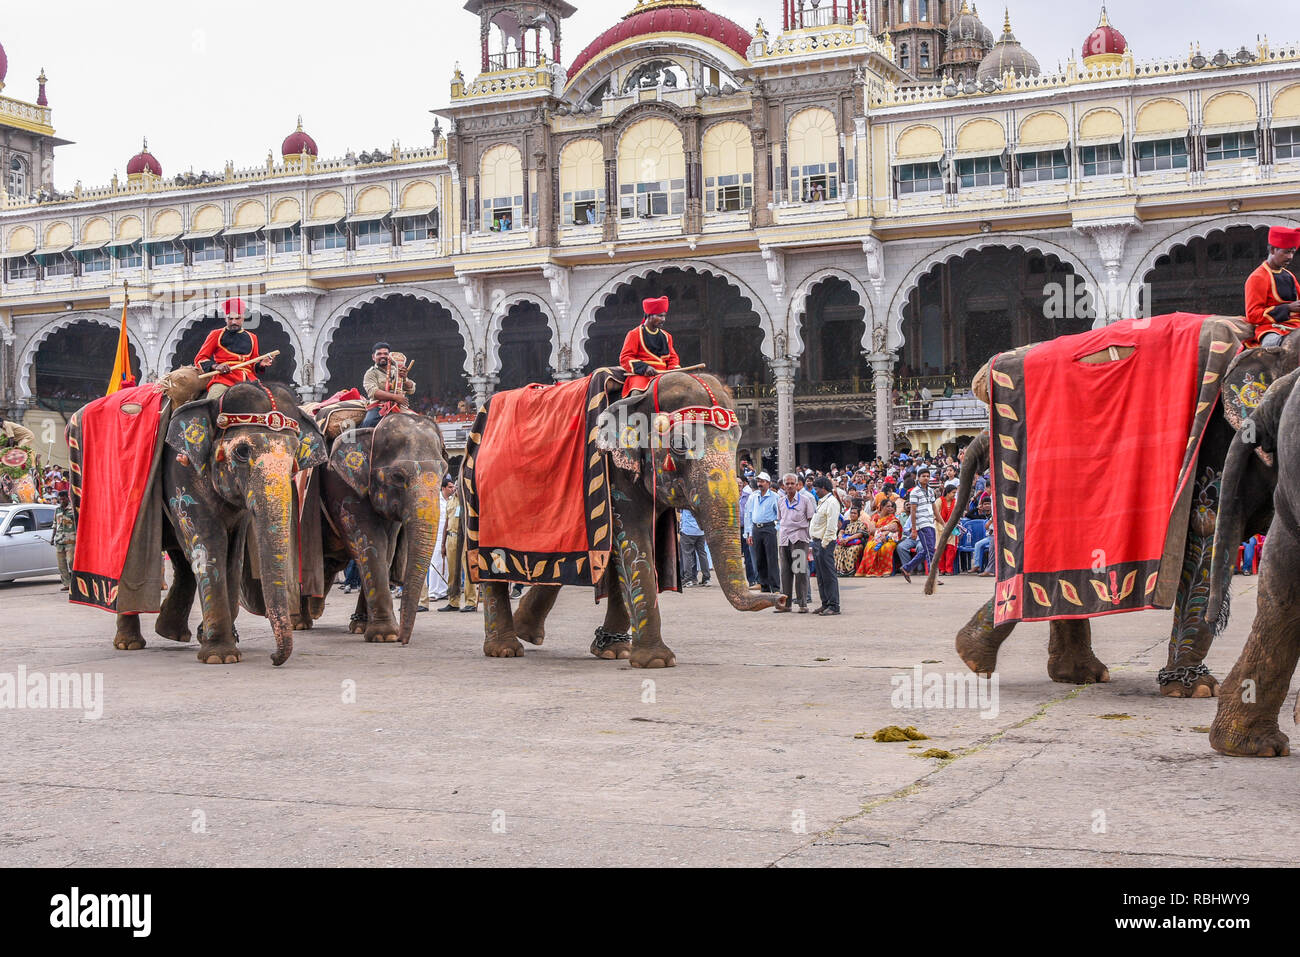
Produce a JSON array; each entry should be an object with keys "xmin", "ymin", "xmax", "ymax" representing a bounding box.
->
[{"xmin": 925, "ymin": 429, "xmax": 989, "ymax": 597}]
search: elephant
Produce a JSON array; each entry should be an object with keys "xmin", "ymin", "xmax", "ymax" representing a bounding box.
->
[
  {"xmin": 112, "ymin": 381, "xmax": 329, "ymax": 666},
  {"xmin": 294, "ymin": 411, "xmax": 449, "ymax": 644},
  {"xmin": 1206, "ymin": 366, "xmax": 1300, "ymax": 756},
  {"xmin": 471, "ymin": 371, "xmax": 783, "ymax": 668},
  {"xmin": 925, "ymin": 337, "xmax": 1293, "ymax": 697}
]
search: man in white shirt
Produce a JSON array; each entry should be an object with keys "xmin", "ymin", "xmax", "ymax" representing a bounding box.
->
[
  {"xmin": 903, "ymin": 466, "xmax": 939, "ymax": 579},
  {"xmin": 809, "ymin": 476, "xmax": 842, "ymax": 615}
]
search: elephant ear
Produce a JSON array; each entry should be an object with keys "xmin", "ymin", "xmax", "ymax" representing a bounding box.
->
[
  {"xmin": 165, "ymin": 399, "xmax": 215, "ymax": 476},
  {"xmin": 330, "ymin": 427, "xmax": 374, "ymax": 496},
  {"xmin": 595, "ymin": 392, "xmax": 649, "ymax": 470},
  {"xmin": 294, "ymin": 411, "xmax": 329, "ymax": 472},
  {"xmin": 1221, "ymin": 345, "xmax": 1299, "ymax": 432}
]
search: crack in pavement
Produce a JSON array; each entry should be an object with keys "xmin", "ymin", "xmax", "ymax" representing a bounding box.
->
[{"xmin": 807, "ymin": 834, "xmax": 1289, "ymax": 865}]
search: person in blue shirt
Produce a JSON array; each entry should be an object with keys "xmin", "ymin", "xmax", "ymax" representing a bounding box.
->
[
  {"xmin": 738, "ymin": 477, "xmax": 757, "ymax": 586},
  {"xmin": 678, "ymin": 509, "xmax": 711, "ymax": 587},
  {"xmin": 744, "ymin": 472, "xmax": 781, "ymax": 592}
]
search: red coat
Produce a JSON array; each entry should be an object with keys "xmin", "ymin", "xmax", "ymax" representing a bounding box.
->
[
  {"xmin": 194, "ymin": 328, "xmax": 262, "ymax": 389},
  {"xmin": 1244, "ymin": 262, "xmax": 1300, "ymax": 344},
  {"xmin": 619, "ymin": 322, "xmax": 680, "ymax": 393}
]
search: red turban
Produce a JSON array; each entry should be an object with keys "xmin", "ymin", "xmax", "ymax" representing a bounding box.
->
[
  {"xmin": 222, "ymin": 297, "xmax": 247, "ymax": 318},
  {"xmin": 1268, "ymin": 226, "xmax": 1300, "ymax": 250},
  {"xmin": 642, "ymin": 296, "xmax": 669, "ymax": 316}
]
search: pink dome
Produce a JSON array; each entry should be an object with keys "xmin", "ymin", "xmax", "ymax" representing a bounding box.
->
[
  {"xmin": 282, "ymin": 119, "xmax": 318, "ymax": 157},
  {"xmin": 1083, "ymin": 10, "xmax": 1127, "ymax": 60},
  {"xmin": 0, "ymin": 42, "xmax": 7, "ymax": 84},
  {"xmin": 126, "ymin": 140, "xmax": 162, "ymax": 176},
  {"xmin": 568, "ymin": 1, "xmax": 752, "ymax": 80}
]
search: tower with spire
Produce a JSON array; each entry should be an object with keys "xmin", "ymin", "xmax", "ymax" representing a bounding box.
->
[{"xmin": 875, "ymin": 0, "xmax": 955, "ymax": 81}]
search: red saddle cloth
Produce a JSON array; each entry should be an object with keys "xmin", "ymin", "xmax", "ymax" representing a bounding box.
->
[
  {"xmin": 67, "ymin": 384, "xmax": 168, "ymax": 612},
  {"xmin": 987, "ymin": 313, "xmax": 1244, "ymax": 625}
]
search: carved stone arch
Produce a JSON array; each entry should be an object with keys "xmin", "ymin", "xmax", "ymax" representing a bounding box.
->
[
  {"xmin": 157, "ymin": 299, "xmax": 306, "ymax": 380},
  {"xmin": 483, "ymin": 292, "xmax": 561, "ymax": 376},
  {"xmin": 17, "ymin": 312, "xmax": 147, "ymax": 406},
  {"xmin": 1127, "ymin": 213, "xmax": 1300, "ymax": 294},
  {"xmin": 786, "ymin": 267, "xmax": 876, "ymax": 357},
  {"xmin": 609, "ymin": 101, "xmax": 693, "ymax": 143},
  {"xmin": 569, "ymin": 258, "xmax": 776, "ymax": 366},
  {"xmin": 314, "ymin": 284, "xmax": 474, "ymax": 383},
  {"xmin": 886, "ymin": 234, "xmax": 1102, "ymax": 350},
  {"xmin": 563, "ymin": 35, "xmax": 750, "ymax": 106}
]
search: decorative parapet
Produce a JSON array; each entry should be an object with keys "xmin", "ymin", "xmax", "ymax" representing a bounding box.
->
[
  {"xmin": 870, "ymin": 39, "xmax": 1300, "ymax": 109},
  {"xmin": 748, "ymin": 18, "xmax": 890, "ymax": 64},
  {"xmin": 1, "ymin": 140, "xmax": 449, "ymax": 211},
  {"xmin": 0, "ymin": 94, "xmax": 54, "ymax": 133},
  {"xmin": 451, "ymin": 61, "xmax": 562, "ymax": 101}
]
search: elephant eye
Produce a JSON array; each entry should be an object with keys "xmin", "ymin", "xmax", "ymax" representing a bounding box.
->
[
  {"xmin": 231, "ymin": 443, "xmax": 252, "ymax": 464},
  {"xmin": 388, "ymin": 469, "xmax": 409, "ymax": 488},
  {"xmin": 668, "ymin": 430, "xmax": 692, "ymax": 455}
]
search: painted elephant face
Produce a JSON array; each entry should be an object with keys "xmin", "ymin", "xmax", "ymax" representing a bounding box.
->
[{"xmin": 328, "ymin": 413, "xmax": 448, "ymax": 520}]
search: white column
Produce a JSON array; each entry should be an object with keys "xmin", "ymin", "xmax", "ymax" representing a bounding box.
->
[
  {"xmin": 868, "ymin": 352, "xmax": 894, "ymax": 457},
  {"xmin": 467, "ymin": 373, "xmax": 498, "ymax": 409},
  {"xmin": 769, "ymin": 356, "xmax": 797, "ymax": 476}
]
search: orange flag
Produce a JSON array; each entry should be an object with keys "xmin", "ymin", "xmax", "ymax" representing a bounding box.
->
[{"xmin": 106, "ymin": 293, "xmax": 136, "ymax": 395}]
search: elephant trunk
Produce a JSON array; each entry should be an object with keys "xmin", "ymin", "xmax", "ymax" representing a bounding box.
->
[
  {"xmin": 251, "ymin": 449, "xmax": 298, "ymax": 666},
  {"xmin": 925, "ymin": 429, "xmax": 989, "ymax": 596},
  {"xmin": 1206, "ymin": 432, "xmax": 1254, "ymax": 628},
  {"xmin": 397, "ymin": 475, "xmax": 441, "ymax": 644},
  {"xmin": 693, "ymin": 492, "xmax": 779, "ymax": 612}
]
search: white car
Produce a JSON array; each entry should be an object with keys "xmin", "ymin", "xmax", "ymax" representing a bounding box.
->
[{"xmin": 0, "ymin": 503, "xmax": 58, "ymax": 582}]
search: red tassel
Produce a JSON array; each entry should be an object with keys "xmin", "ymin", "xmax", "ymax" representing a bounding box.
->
[{"xmin": 663, "ymin": 455, "xmax": 676, "ymax": 472}]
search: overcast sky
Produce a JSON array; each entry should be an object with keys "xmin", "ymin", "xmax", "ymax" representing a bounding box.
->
[{"xmin": 2, "ymin": 0, "xmax": 1267, "ymax": 190}]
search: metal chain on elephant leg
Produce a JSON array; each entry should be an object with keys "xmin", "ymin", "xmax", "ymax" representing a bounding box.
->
[
  {"xmin": 1160, "ymin": 464, "xmax": 1221, "ymax": 689},
  {"xmin": 593, "ymin": 626, "xmax": 632, "ymax": 653}
]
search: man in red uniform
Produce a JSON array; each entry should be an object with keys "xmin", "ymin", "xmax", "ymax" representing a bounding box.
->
[
  {"xmin": 193, "ymin": 297, "xmax": 273, "ymax": 397},
  {"xmin": 1244, "ymin": 225, "xmax": 1300, "ymax": 346},
  {"xmin": 619, "ymin": 295, "xmax": 680, "ymax": 394}
]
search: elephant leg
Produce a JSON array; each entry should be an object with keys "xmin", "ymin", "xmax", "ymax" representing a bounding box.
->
[
  {"xmin": 1210, "ymin": 516, "xmax": 1300, "ymax": 757},
  {"xmin": 514, "ymin": 585, "xmax": 560, "ymax": 646},
  {"xmin": 1047, "ymin": 619, "xmax": 1110, "ymax": 684},
  {"xmin": 483, "ymin": 581, "xmax": 525, "ymax": 658},
  {"xmin": 591, "ymin": 575, "xmax": 633, "ymax": 661},
  {"xmin": 113, "ymin": 613, "xmax": 145, "ymax": 651},
  {"xmin": 955, "ymin": 597, "xmax": 1015, "ymax": 677},
  {"xmin": 613, "ymin": 513, "xmax": 673, "ymax": 669},
  {"xmin": 1160, "ymin": 462, "xmax": 1222, "ymax": 698},
  {"xmin": 338, "ymin": 507, "xmax": 399, "ymax": 643},
  {"xmin": 349, "ymin": 589, "xmax": 368, "ymax": 635},
  {"xmin": 154, "ymin": 544, "xmax": 195, "ymax": 643},
  {"xmin": 188, "ymin": 523, "xmax": 240, "ymax": 665}
]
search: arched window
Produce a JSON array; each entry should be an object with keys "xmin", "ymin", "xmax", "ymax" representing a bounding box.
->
[
  {"xmin": 920, "ymin": 41, "xmax": 930, "ymax": 69},
  {"xmin": 919, "ymin": 0, "xmax": 929, "ymax": 21},
  {"xmin": 7, "ymin": 156, "xmax": 28, "ymax": 199},
  {"xmin": 788, "ymin": 108, "xmax": 840, "ymax": 202},
  {"xmin": 560, "ymin": 139, "xmax": 605, "ymax": 226},
  {"xmin": 899, "ymin": 42, "xmax": 910, "ymax": 71},
  {"xmin": 617, "ymin": 119, "xmax": 686, "ymax": 220},
  {"xmin": 702, "ymin": 122, "xmax": 754, "ymax": 213},
  {"xmin": 480, "ymin": 144, "xmax": 524, "ymax": 232}
]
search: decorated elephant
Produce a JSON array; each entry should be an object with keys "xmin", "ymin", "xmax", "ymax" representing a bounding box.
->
[
  {"xmin": 1206, "ymin": 364, "xmax": 1300, "ymax": 756},
  {"xmin": 102, "ymin": 382, "xmax": 328, "ymax": 665},
  {"xmin": 461, "ymin": 369, "xmax": 782, "ymax": 669},
  {"xmin": 294, "ymin": 411, "xmax": 449, "ymax": 644},
  {"xmin": 925, "ymin": 315, "xmax": 1294, "ymax": 697}
]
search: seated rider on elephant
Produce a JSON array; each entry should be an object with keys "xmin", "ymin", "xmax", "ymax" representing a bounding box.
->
[
  {"xmin": 193, "ymin": 297, "xmax": 274, "ymax": 399},
  {"xmin": 619, "ymin": 296, "xmax": 680, "ymax": 394},
  {"xmin": 1245, "ymin": 226, "xmax": 1300, "ymax": 347},
  {"xmin": 360, "ymin": 342, "xmax": 416, "ymax": 429}
]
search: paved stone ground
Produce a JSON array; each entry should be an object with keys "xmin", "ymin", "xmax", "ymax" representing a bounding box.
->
[{"xmin": 0, "ymin": 571, "xmax": 1294, "ymax": 867}]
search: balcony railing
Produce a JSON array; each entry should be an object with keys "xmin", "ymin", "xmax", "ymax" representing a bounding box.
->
[
  {"xmin": 786, "ymin": 5, "xmax": 855, "ymax": 29},
  {"xmin": 487, "ymin": 50, "xmax": 542, "ymax": 72}
]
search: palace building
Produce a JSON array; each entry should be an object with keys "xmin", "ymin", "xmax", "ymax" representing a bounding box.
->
[{"xmin": 2, "ymin": 0, "xmax": 1299, "ymax": 470}]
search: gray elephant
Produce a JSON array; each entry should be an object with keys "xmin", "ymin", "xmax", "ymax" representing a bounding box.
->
[
  {"xmin": 295, "ymin": 412, "xmax": 449, "ymax": 644},
  {"xmin": 107, "ymin": 382, "xmax": 328, "ymax": 666}
]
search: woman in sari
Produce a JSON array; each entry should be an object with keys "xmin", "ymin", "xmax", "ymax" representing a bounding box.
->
[
  {"xmin": 835, "ymin": 506, "xmax": 870, "ymax": 576},
  {"xmin": 859, "ymin": 501, "xmax": 903, "ymax": 577},
  {"xmin": 935, "ymin": 483, "xmax": 959, "ymax": 575}
]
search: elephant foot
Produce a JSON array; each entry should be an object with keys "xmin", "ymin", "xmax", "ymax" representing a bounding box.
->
[
  {"xmin": 629, "ymin": 644, "xmax": 676, "ymax": 669},
  {"xmin": 1047, "ymin": 654, "xmax": 1110, "ymax": 685},
  {"xmin": 348, "ymin": 614, "xmax": 367, "ymax": 636},
  {"xmin": 956, "ymin": 628, "xmax": 1001, "ymax": 678},
  {"xmin": 484, "ymin": 636, "xmax": 525, "ymax": 658},
  {"xmin": 1159, "ymin": 668, "xmax": 1220, "ymax": 698},
  {"xmin": 1209, "ymin": 713, "xmax": 1290, "ymax": 757},
  {"xmin": 590, "ymin": 627, "xmax": 631, "ymax": 660},
  {"xmin": 291, "ymin": 614, "xmax": 312, "ymax": 632},
  {"xmin": 364, "ymin": 621, "xmax": 400, "ymax": 644},
  {"xmin": 516, "ymin": 626, "xmax": 545, "ymax": 646},
  {"xmin": 197, "ymin": 641, "xmax": 241, "ymax": 665},
  {"xmin": 153, "ymin": 620, "xmax": 192, "ymax": 644},
  {"xmin": 113, "ymin": 631, "xmax": 146, "ymax": 651}
]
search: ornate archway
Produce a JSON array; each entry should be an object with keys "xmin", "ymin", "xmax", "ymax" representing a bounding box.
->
[
  {"xmin": 493, "ymin": 300, "xmax": 555, "ymax": 391},
  {"xmin": 18, "ymin": 313, "xmax": 145, "ymax": 408},
  {"xmin": 579, "ymin": 266, "xmax": 767, "ymax": 389},
  {"xmin": 26, "ymin": 317, "xmax": 143, "ymax": 413},
  {"xmin": 1142, "ymin": 224, "xmax": 1273, "ymax": 317},
  {"xmin": 323, "ymin": 293, "xmax": 469, "ymax": 414}
]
